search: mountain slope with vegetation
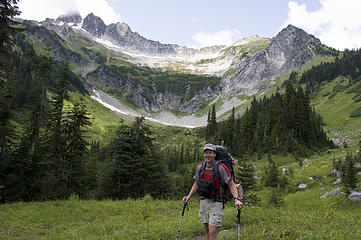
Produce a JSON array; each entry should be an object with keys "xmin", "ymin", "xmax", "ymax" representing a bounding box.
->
[{"xmin": 1, "ymin": 1, "xmax": 361, "ymax": 239}]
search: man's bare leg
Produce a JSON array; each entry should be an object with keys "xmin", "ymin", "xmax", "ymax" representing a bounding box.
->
[
  {"xmin": 204, "ymin": 223, "xmax": 209, "ymax": 240},
  {"xmin": 208, "ymin": 224, "xmax": 218, "ymax": 240}
]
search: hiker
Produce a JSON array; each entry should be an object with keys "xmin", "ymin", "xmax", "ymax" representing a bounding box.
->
[{"xmin": 182, "ymin": 143, "xmax": 243, "ymax": 240}]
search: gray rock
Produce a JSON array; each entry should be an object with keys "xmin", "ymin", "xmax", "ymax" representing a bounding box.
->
[
  {"xmin": 348, "ymin": 191, "xmax": 361, "ymax": 202},
  {"xmin": 333, "ymin": 178, "xmax": 342, "ymax": 185},
  {"xmin": 298, "ymin": 183, "xmax": 307, "ymax": 189},
  {"xmin": 82, "ymin": 13, "xmax": 106, "ymax": 37},
  {"xmin": 222, "ymin": 25, "xmax": 322, "ymax": 95},
  {"xmin": 320, "ymin": 188, "xmax": 341, "ymax": 199}
]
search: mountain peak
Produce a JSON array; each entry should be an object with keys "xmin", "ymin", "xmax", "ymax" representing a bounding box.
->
[
  {"xmin": 56, "ymin": 11, "xmax": 82, "ymax": 25},
  {"xmin": 82, "ymin": 13, "xmax": 106, "ymax": 37}
]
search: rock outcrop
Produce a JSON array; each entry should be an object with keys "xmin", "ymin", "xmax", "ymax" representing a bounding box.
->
[
  {"xmin": 82, "ymin": 13, "xmax": 106, "ymax": 37},
  {"xmin": 222, "ymin": 25, "xmax": 322, "ymax": 95}
]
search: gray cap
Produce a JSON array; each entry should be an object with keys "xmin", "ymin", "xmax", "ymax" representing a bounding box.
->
[{"xmin": 203, "ymin": 143, "xmax": 216, "ymax": 152}]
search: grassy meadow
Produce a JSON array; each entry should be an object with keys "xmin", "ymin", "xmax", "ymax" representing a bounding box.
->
[
  {"xmin": 0, "ymin": 190, "xmax": 360, "ymax": 240},
  {"xmin": 1, "ymin": 147, "xmax": 360, "ymax": 240}
]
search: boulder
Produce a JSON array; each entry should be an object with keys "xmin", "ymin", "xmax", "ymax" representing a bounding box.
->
[
  {"xmin": 348, "ymin": 191, "xmax": 361, "ymax": 202},
  {"xmin": 320, "ymin": 188, "xmax": 341, "ymax": 199},
  {"xmin": 298, "ymin": 183, "xmax": 307, "ymax": 189},
  {"xmin": 333, "ymin": 178, "xmax": 342, "ymax": 185}
]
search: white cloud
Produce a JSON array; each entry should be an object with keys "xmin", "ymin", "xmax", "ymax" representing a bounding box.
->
[
  {"xmin": 18, "ymin": 0, "xmax": 121, "ymax": 25},
  {"xmin": 192, "ymin": 30, "xmax": 241, "ymax": 48},
  {"xmin": 284, "ymin": 0, "xmax": 361, "ymax": 50}
]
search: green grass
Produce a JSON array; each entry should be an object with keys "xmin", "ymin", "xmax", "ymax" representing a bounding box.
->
[
  {"xmin": 310, "ymin": 77, "xmax": 361, "ymax": 148},
  {"xmin": 1, "ymin": 147, "xmax": 360, "ymax": 240},
  {"xmin": 65, "ymin": 91, "xmax": 121, "ymax": 145},
  {"xmin": 1, "ymin": 189, "xmax": 360, "ymax": 240}
]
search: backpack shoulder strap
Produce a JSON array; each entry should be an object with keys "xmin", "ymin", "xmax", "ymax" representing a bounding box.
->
[
  {"xmin": 198, "ymin": 160, "xmax": 207, "ymax": 178},
  {"xmin": 213, "ymin": 160, "xmax": 222, "ymax": 180}
]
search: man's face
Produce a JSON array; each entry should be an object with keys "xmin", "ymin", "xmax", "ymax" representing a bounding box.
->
[{"xmin": 203, "ymin": 149, "xmax": 216, "ymax": 163}]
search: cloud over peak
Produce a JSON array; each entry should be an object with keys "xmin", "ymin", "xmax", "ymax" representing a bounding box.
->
[
  {"xmin": 284, "ymin": 0, "xmax": 361, "ymax": 50},
  {"xmin": 18, "ymin": 0, "xmax": 120, "ymax": 25}
]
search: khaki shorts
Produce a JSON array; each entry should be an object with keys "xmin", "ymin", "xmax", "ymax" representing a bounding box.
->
[{"xmin": 199, "ymin": 199, "xmax": 224, "ymax": 227}]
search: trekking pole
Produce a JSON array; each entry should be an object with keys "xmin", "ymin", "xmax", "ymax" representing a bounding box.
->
[
  {"xmin": 237, "ymin": 209, "xmax": 241, "ymax": 240},
  {"xmin": 235, "ymin": 183, "xmax": 243, "ymax": 240},
  {"xmin": 176, "ymin": 203, "xmax": 189, "ymax": 240}
]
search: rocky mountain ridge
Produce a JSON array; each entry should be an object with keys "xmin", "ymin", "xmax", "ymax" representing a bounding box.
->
[
  {"xmin": 18, "ymin": 12, "xmax": 335, "ymax": 126},
  {"xmin": 222, "ymin": 24, "xmax": 323, "ymax": 95}
]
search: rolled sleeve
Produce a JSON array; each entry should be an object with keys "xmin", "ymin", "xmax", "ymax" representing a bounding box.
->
[{"xmin": 218, "ymin": 164, "xmax": 231, "ymax": 184}]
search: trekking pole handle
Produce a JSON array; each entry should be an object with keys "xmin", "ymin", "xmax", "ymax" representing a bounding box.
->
[{"xmin": 182, "ymin": 202, "xmax": 189, "ymax": 216}]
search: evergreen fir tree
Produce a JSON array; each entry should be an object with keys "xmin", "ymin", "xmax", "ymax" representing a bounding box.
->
[
  {"xmin": 63, "ymin": 102, "xmax": 91, "ymax": 197},
  {"xmin": 205, "ymin": 108, "xmax": 211, "ymax": 140},
  {"xmin": 41, "ymin": 62, "xmax": 70, "ymax": 198},
  {"xmin": 236, "ymin": 160, "xmax": 256, "ymax": 192},
  {"xmin": 226, "ymin": 107, "xmax": 235, "ymax": 152},
  {"xmin": 264, "ymin": 154, "xmax": 280, "ymax": 187},
  {"xmin": 343, "ymin": 154, "xmax": 358, "ymax": 193},
  {"xmin": 101, "ymin": 117, "xmax": 168, "ymax": 199},
  {"xmin": 208, "ymin": 105, "xmax": 217, "ymax": 142}
]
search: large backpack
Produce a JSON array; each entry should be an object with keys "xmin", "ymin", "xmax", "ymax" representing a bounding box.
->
[
  {"xmin": 196, "ymin": 145, "xmax": 236, "ymax": 205},
  {"xmin": 214, "ymin": 145, "xmax": 235, "ymax": 203}
]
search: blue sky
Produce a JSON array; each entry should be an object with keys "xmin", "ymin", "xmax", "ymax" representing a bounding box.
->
[{"xmin": 18, "ymin": 0, "xmax": 361, "ymax": 50}]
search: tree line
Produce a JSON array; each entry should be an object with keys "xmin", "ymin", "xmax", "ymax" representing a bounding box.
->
[
  {"xmin": 300, "ymin": 49, "xmax": 361, "ymax": 100},
  {"xmin": 205, "ymin": 80, "xmax": 334, "ymax": 158}
]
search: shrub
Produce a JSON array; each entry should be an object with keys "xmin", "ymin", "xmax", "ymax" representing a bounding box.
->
[{"xmin": 350, "ymin": 106, "xmax": 361, "ymax": 118}]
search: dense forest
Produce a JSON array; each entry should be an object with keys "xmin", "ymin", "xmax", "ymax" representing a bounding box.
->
[
  {"xmin": 0, "ymin": 1, "xmax": 359, "ymax": 203},
  {"xmin": 300, "ymin": 49, "xmax": 361, "ymax": 106}
]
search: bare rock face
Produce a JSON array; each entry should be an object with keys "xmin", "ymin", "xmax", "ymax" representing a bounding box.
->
[
  {"xmin": 82, "ymin": 13, "xmax": 106, "ymax": 37},
  {"xmin": 27, "ymin": 12, "xmax": 330, "ymax": 113},
  {"xmin": 222, "ymin": 25, "xmax": 322, "ymax": 95}
]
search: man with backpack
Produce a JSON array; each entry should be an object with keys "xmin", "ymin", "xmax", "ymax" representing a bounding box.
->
[{"xmin": 182, "ymin": 143, "xmax": 243, "ymax": 240}]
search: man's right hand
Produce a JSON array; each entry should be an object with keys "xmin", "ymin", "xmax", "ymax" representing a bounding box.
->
[{"xmin": 182, "ymin": 196, "xmax": 190, "ymax": 204}]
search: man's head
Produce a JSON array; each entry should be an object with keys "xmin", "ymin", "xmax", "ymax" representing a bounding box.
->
[
  {"xmin": 203, "ymin": 143, "xmax": 216, "ymax": 152},
  {"xmin": 203, "ymin": 143, "xmax": 216, "ymax": 164}
]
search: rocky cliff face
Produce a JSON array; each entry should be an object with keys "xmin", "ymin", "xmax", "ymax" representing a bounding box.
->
[
  {"xmin": 82, "ymin": 13, "xmax": 106, "ymax": 37},
  {"xmin": 23, "ymin": 13, "xmax": 331, "ymax": 114},
  {"xmin": 80, "ymin": 13, "xmax": 224, "ymax": 58},
  {"xmin": 222, "ymin": 25, "xmax": 322, "ymax": 95}
]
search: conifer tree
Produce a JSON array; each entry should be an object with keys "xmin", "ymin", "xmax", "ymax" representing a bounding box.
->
[
  {"xmin": 0, "ymin": 0, "xmax": 20, "ymax": 154},
  {"xmin": 207, "ymin": 105, "xmax": 217, "ymax": 142},
  {"xmin": 63, "ymin": 102, "xmax": 91, "ymax": 197},
  {"xmin": 41, "ymin": 62, "xmax": 70, "ymax": 198},
  {"xmin": 102, "ymin": 117, "xmax": 168, "ymax": 199},
  {"xmin": 343, "ymin": 154, "xmax": 358, "ymax": 193},
  {"xmin": 263, "ymin": 154, "xmax": 280, "ymax": 187},
  {"xmin": 0, "ymin": 0, "xmax": 21, "ymax": 201},
  {"xmin": 226, "ymin": 107, "xmax": 235, "ymax": 152},
  {"xmin": 236, "ymin": 159, "xmax": 256, "ymax": 192},
  {"xmin": 206, "ymin": 108, "xmax": 211, "ymax": 140},
  {"xmin": 0, "ymin": 0, "xmax": 21, "ymax": 51}
]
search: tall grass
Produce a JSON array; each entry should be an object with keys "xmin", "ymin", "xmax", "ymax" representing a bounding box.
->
[{"xmin": 1, "ymin": 190, "xmax": 360, "ymax": 240}]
